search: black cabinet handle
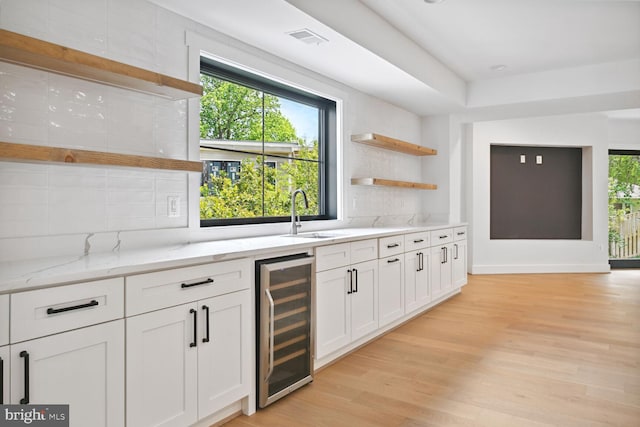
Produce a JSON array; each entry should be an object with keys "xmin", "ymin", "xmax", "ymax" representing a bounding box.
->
[
  {"xmin": 444, "ymin": 247, "xmax": 448, "ymax": 264},
  {"xmin": 457, "ymin": 231, "xmax": 465, "ymax": 236},
  {"xmin": 0, "ymin": 356, "xmax": 4, "ymax": 404},
  {"xmin": 413, "ymin": 239, "xmax": 424, "ymax": 243},
  {"xmin": 20, "ymin": 351, "xmax": 29, "ymax": 404},
  {"xmin": 417, "ymin": 252, "xmax": 423, "ymax": 272},
  {"xmin": 47, "ymin": 299, "xmax": 98, "ymax": 315},
  {"xmin": 202, "ymin": 305, "xmax": 210, "ymax": 343},
  {"xmin": 181, "ymin": 278, "xmax": 213, "ymax": 289},
  {"xmin": 454, "ymin": 244, "xmax": 459, "ymax": 260},
  {"xmin": 439, "ymin": 235, "xmax": 449, "ymax": 239},
  {"xmin": 386, "ymin": 243, "xmax": 400, "ymax": 248},
  {"xmin": 387, "ymin": 258, "xmax": 400, "ymax": 263},
  {"xmin": 347, "ymin": 269, "xmax": 353, "ymax": 294},
  {"xmin": 189, "ymin": 309, "xmax": 197, "ymax": 348},
  {"xmin": 353, "ymin": 269, "xmax": 358, "ymax": 293}
]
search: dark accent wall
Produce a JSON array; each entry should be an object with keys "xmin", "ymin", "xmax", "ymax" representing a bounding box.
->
[{"xmin": 490, "ymin": 145, "xmax": 582, "ymax": 239}]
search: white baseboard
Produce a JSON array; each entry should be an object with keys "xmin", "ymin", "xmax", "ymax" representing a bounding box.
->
[{"xmin": 470, "ymin": 263, "xmax": 611, "ymax": 274}]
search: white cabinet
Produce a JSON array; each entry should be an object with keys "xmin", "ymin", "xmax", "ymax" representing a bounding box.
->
[
  {"xmin": 125, "ymin": 260, "xmax": 252, "ymax": 427},
  {"xmin": 5, "ymin": 278, "xmax": 125, "ymax": 427},
  {"xmin": 0, "ymin": 294, "xmax": 8, "ymax": 346},
  {"xmin": 9, "ymin": 320, "xmax": 125, "ymax": 427},
  {"xmin": 378, "ymin": 254, "xmax": 405, "ymax": 327},
  {"xmin": 404, "ymin": 232, "xmax": 431, "ymax": 313},
  {"xmin": 315, "ymin": 240, "xmax": 378, "ymax": 359},
  {"xmin": 452, "ymin": 228, "xmax": 468, "ymax": 287},
  {"xmin": 1, "ymin": 344, "xmax": 8, "ymax": 405}
]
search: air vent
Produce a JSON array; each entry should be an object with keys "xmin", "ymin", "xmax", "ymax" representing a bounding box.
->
[{"xmin": 287, "ymin": 28, "xmax": 328, "ymax": 45}]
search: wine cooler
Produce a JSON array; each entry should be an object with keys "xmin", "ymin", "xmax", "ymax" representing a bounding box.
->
[{"xmin": 256, "ymin": 253, "xmax": 315, "ymax": 408}]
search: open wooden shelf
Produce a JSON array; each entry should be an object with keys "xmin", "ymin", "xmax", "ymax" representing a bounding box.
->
[
  {"xmin": 351, "ymin": 177, "xmax": 437, "ymax": 190},
  {"xmin": 0, "ymin": 29, "xmax": 202, "ymax": 100},
  {"xmin": 351, "ymin": 133, "xmax": 437, "ymax": 156},
  {"xmin": 0, "ymin": 141, "xmax": 203, "ymax": 173}
]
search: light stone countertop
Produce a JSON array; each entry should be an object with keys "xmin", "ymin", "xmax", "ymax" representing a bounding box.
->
[{"xmin": 0, "ymin": 224, "xmax": 464, "ymax": 294}]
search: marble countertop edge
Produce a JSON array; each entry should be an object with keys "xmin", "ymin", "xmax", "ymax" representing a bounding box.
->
[{"xmin": 0, "ymin": 224, "xmax": 465, "ymax": 294}]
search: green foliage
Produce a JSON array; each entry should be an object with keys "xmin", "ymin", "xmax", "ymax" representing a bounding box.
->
[
  {"xmin": 199, "ymin": 74, "xmax": 319, "ymax": 220},
  {"xmin": 608, "ymin": 154, "xmax": 640, "ymax": 255}
]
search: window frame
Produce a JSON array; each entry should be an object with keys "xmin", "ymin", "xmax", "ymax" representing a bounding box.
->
[{"xmin": 199, "ymin": 58, "xmax": 337, "ymax": 227}]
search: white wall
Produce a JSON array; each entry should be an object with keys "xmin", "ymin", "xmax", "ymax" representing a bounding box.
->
[
  {"xmin": 468, "ymin": 113, "xmax": 611, "ymax": 273},
  {"xmin": 0, "ymin": 0, "xmax": 437, "ymax": 262}
]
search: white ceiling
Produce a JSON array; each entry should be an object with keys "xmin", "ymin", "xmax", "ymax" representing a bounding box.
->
[
  {"xmin": 361, "ymin": 0, "xmax": 640, "ymax": 81},
  {"xmin": 150, "ymin": 0, "xmax": 640, "ymax": 117}
]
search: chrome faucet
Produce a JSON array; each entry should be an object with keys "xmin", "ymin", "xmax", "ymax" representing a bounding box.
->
[{"xmin": 290, "ymin": 189, "xmax": 309, "ymax": 235}]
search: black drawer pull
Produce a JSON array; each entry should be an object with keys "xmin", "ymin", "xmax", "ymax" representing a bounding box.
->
[
  {"xmin": 189, "ymin": 309, "xmax": 197, "ymax": 347},
  {"xmin": 181, "ymin": 278, "xmax": 213, "ymax": 288},
  {"xmin": 47, "ymin": 299, "xmax": 98, "ymax": 315},
  {"xmin": 0, "ymin": 356, "xmax": 4, "ymax": 404},
  {"xmin": 202, "ymin": 305, "xmax": 210, "ymax": 343},
  {"xmin": 386, "ymin": 243, "xmax": 400, "ymax": 248},
  {"xmin": 353, "ymin": 269, "xmax": 358, "ymax": 293},
  {"xmin": 387, "ymin": 258, "xmax": 400, "ymax": 263},
  {"xmin": 439, "ymin": 235, "xmax": 448, "ymax": 239},
  {"xmin": 20, "ymin": 351, "xmax": 29, "ymax": 404},
  {"xmin": 457, "ymin": 232, "xmax": 465, "ymax": 236},
  {"xmin": 347, "ymin": 269, "xmax": 353, "ymax": 294},
  {"xmin": 413, "ymin": 239, "xmax": 424, "ymax": 243}
]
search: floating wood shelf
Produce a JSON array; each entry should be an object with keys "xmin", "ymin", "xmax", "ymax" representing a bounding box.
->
[
  {"xmin": 351, "ymin": 133, "xmax": 437, "ymax": 156},
  {"xmin": 351, "ymin": 177, "xmax": 437, "ymax": 190},
  {"xmin": 0, "ymin": 142, "xmax": 203, "ymax": 173},
  {"xmin": 0, "ymin": 29, "xmax": 202, "ymax": 100}
]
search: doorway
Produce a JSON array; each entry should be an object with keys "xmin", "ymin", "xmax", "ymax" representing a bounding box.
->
[{"xmin": 609, "ymin": 150, "xmax": 640, "ymax": 268}]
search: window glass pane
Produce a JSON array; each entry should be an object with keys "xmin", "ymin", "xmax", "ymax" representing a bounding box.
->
[{"xmin": 199, "ymin": 70, "xmax": 325, "ymax": 222}]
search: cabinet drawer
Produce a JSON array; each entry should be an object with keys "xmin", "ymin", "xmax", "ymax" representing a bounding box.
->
[
  {"xmin": 454, "ymin": 226, "xmax": 467, "ymax": 241},
  {"xmin": 350, "ymin": 239, "xmax": 378, "ymax": 264},
  {"xmin": 315, "ymin": 239, "xmax": 377, "ymax": 272},
  {"xmin": 379, "ymin": 235, "xmax": 404, "ymax": 258},
  {"xmin": 315, "ymin": 243, "xmax": 350, "ymax": 272},
  {"xmin": 125, "ymin": 258, "xmax": 251, "ymax": 316},
  {"xmin": 404, "ymin": 231, "xmax": 430, "ymax": 251},
  {"xmin": 0, "ymin": 294, "xmax": 8, "ymax": 346},
  {"xmin": 10, "ymin": 278, "xmax": 124, "ymax": 343},
  {"xmin": 430, "ymin": 228, "xmax": 453, "ymax": 246}
]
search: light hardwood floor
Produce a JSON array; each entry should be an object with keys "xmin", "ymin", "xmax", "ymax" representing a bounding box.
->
[{"xmin": 226, "ymin": 271, "xmax": 640, "ymax": 427}]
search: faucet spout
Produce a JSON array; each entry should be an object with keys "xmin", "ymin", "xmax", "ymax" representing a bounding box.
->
[{"xmin": 291, "ymin": 189, "xmax": 309, "ymax": 235}]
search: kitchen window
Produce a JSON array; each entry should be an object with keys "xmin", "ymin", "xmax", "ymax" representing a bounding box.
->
[{"xmin": 199, "ymin": 58, "xmax": 337, "ymax": 226}]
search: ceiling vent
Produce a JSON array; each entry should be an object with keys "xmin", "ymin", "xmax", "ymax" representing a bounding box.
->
[{"xmin": 287, "ymin": 28, "xmax": 328, "ymax": 45}]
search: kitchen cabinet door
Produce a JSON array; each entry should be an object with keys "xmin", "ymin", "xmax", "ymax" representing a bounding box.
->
[
  {"xmin": 378, "ymin": 254, "xmax": 405, "ymax": 327},
  {"xmin": 198, "ymin": 290, "xmax": 251, "ymax": 418},
  {"xmin": 316, "ymin": 268, "xmax": 351, "ymax": 359},
  {"xmin": 126, "ymin": 304, "xmax": 198, "ymax": 427},
  {"xmin": 453, "ymin": 239, "xmax": 468, "ymax": 287},
  {"xmin": 10, "ymin": 320, "xmax": 124, "ymax": 427},
  {"xmin": 350, "ymin": 259, "xmax": 378, "ymax": 342},
  {"xmin": 0, "ymin": 345, "xmax": 8, "ymax": 405},
  {"xmin": 405, "ymin": 250, "xmax": 430, "ymax": 313},
  {"xmin": 431, "ymin": 244, "xmax": 453, "ymax": 299}
]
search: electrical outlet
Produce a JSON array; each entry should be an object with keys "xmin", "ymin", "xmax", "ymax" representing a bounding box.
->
[
  {"xmin": 520, "ymin": 154, "xmax": 526, "ymax": 164},
  {"xmin": 168, "ymin": 196, "xmax": 180, "ymax": 217},
  {"xmin": 536, "ymin": 155, "xmax": 543, "ymax": 164}
]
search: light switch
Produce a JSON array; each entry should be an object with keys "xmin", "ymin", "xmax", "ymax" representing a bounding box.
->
[
  {"xmin": 520, "ymin": 154, "xmax": 526, "ymax": 164},
  {"xmin": 536, "ymin": 155, "xmax": 543, "ymax": 164},
  {"xmin": 168, "ymin": 196, "xmax": 180, "ymax": 217}
]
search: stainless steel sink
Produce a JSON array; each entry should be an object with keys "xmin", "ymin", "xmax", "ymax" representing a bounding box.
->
[{"xmin": 285, "ymin": 232, "xmax": 341, "ymax": 239}]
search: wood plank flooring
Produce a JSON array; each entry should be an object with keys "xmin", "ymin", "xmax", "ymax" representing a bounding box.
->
[{"xmin": 225, "ymin": 271, "xmax": 640, "ymax": 427}]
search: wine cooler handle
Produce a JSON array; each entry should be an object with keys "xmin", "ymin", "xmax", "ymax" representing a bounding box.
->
[
  {"xmin": 20, "ymin": 351, "xmax": 29, "ymax": 404},
  {"xmin": 202, "ymin": 305, "xmax": 210, "ymax": 343},
  {"xmin": 189, "ymin": 309, "xmax": 197, "ymax": 348},
  {"xmin": 265, "ymin": 289, "xmax": 275, "ymax": 381}
]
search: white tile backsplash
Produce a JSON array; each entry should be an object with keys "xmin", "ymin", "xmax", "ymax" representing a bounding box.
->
[{"xmin": 0, "ymin": 0, "xmax": 435, "ymax": 260}]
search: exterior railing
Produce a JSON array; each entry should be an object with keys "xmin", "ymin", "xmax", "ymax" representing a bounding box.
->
[{"xmin": 610, "ymin": 211, "xmax": 640, "ymax": 259}]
